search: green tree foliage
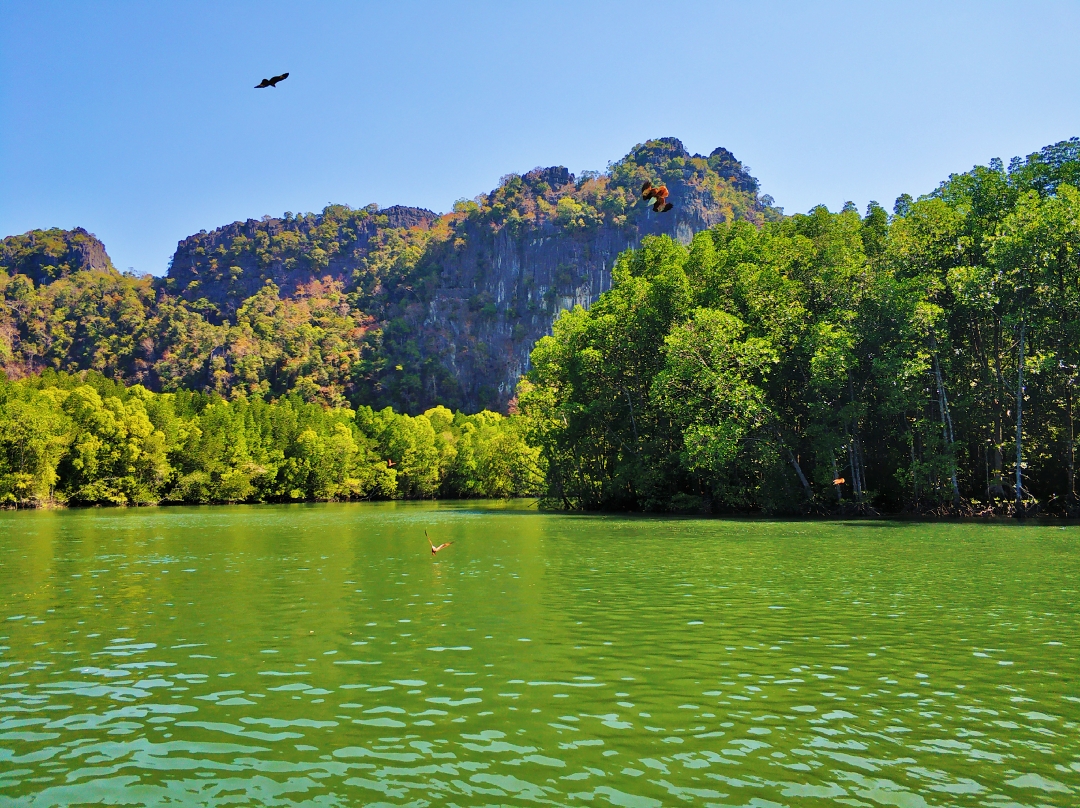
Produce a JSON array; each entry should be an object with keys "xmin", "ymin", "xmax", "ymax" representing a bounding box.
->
[
  {"xmin": 57, "ymin": 384, "xmax": 169, "ymax": 504},
  {"xmin": 521, "ymin": 138, "xmax": 1080, "ymax": 515},
  {"xmin": 0, "ymin": 372, "xmax": 541, "ymax": 508},
  {"xmin": 0, "ymin": 383, "xmax": 70, "ymax": 504}
]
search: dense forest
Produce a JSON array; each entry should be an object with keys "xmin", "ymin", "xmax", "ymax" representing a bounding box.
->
[
  {"xmin": 0, "ymin": 370, "xmax": 540, "ymax": 507},
  {"xmin": 520, "ymin": 137, "xmax": 1080, "ymax": 515}
]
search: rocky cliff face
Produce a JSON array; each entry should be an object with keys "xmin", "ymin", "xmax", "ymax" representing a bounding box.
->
[
  {"xmin": 159, "ymin": 138, "xmax": 778, "ymax": 412},
  {"xmin": 421, "ymin": 215, "xmax": 641, "ymax": 406}
]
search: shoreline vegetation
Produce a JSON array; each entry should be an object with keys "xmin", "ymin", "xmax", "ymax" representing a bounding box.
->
[
  {"xmin": 0, "ymin": 370, "xmax": 541, "ymax": 508},
  {"xmin": 4, "ymin": 137, "xmax": 1080, "ymax": 516}
]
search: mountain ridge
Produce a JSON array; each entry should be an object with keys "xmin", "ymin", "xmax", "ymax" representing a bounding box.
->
[{"xmin": 0, "ymin": 138, "xmax": 776, "ymax": 411}]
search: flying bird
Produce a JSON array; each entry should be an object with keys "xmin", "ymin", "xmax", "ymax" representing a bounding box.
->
[
  {"xmin": 642, "ymin": 181, "xmax": 673, "ymax": 213},
  {"xmin": 255, "ymin": 72, "xmax": 289, "ymax": 88},
  {"xmin": 832, "ymin": 477, "xmax": 846, "ymax": 485},
  {"xmin": 426, "ymin": 529, "xmax": 453, "ymax": 556}
]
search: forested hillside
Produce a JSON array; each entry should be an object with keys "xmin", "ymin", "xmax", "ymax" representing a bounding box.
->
[
  {"xmin": 1, "ymin": 138, "xmax": 774, "ymax": 412},
  {"xmin": 521, "ymin": 137, "xmax": 1080, "ymax": 515}
]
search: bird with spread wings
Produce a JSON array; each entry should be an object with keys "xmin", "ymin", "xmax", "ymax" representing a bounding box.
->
[
  {"xmin": 255, "ymin": 73, "xmax": 289, "ymax": 89},
  {"xmin": 426, "ymin": 529, "xmax": 453, "ymax": 556},
  {"xmin": 642, "ymin": 181, "xmax": 674, "ymax": 213}
]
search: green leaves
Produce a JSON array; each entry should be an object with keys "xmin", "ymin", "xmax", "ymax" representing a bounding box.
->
[
  {"xmin": 0, "ymin": 372, "xmax": 541, "ymax": 507},
  {"xmin": 654, "ymin": 308, "xmax": 776, "ymax": 475},
  {"xmin": 523, "ymin": 149, "xmax": 1080, "ymax": 513},
  {"xmin": 0, "ymin": 384, "xmax": 71, "ymax": 505},
  {"xmin": 54, "ymin": 385, "xmax": 169, "ymax": 504}
]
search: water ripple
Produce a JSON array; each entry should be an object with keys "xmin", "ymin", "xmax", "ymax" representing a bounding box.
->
[{"xmin": 1, "ymin": 504, "xmax": 1077, "ymax": 806}]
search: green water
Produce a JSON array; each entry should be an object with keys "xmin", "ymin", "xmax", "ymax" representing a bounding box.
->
[{"xmin": 1, "ymin": 504, "xmax": 1078, "ymax": 807}]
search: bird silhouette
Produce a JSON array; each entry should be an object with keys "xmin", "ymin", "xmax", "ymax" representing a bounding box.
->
[
  {"xmin": 255, "ymin": 72, "xmax": 289, "ymax": 89},
  {"xmin": 426, "ymin": 529, "xmax": 453, "ymax": 555},
  {"xmin": 642, "ymin": 181, "xmax": 674, "ymax": 213}
]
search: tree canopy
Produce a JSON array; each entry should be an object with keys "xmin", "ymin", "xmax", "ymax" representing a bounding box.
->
[
  {"xmin": 0, "ymin": 370, "xmax": 541, "ymax": 507},
  {"xmin": 520, "ymin": 138, "xmax": 1080, "ymax": 515}
]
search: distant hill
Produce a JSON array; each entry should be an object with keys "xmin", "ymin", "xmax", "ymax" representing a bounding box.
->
[
  {"xmin": 0, "ymin": 227, "xmax": 114, "ymax": 283},
  {"xmin": 0, "ymin": 138, "xmax": 777, "ymax": 411}
]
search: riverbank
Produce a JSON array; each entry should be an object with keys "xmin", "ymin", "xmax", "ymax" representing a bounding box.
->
[{"xmin": 5, "ymin": 494, "xmax": 1074, "ymax": 522}]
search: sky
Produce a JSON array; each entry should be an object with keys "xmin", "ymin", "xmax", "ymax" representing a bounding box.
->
[{"xmin": 2, "ymin": 1, "xmax": 1079, "ymax": 276}]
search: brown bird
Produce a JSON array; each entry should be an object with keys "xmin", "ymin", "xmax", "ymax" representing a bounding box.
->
[
  {"xmin": 642, "ymin": 181, "xmax": 674, "ymax": 213},
  {"xmin": 255, "ymin": 72, "xmax": 289, "ymax": 88},
  {"xmin": 832, "ymin": 477, "xmax": 845, "ymax": 485},
  {"xmin": 386, "ymin": 459, "xmax": 395, "ymax": 468},
  {"xmin": 426, "ymin": 529, "xmax": 453, "ymax": 556}
]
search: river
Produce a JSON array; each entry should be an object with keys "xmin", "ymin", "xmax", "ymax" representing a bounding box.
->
[{"xmin": 1, "ymin": 502, "xmax": 1077, "ymax": 806}]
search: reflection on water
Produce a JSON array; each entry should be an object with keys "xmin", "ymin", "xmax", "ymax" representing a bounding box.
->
[{"xmin": 1, "ymin": 503, "xmax": 1078, "ymax": 806}]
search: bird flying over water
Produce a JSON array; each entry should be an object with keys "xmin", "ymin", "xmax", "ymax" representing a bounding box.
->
[
  {"xmin": 642, "ymin": 181, "xmax": 673, "ymax": 213},
  {"xmin": 255, "ymin": 72, "xmax": 289, "ymax": 88},
  {"xmin": 426, "ymin": 529, "xmax": 453, "ymax": 555}
]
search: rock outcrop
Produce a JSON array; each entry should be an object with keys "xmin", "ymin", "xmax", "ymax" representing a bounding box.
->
[{"xmin": 0, "ymin": 227, "xmax": 115, "ymax": 285}]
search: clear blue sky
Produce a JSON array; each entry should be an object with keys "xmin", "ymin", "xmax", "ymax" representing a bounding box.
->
[{"xmin": 2, "ymin": 1, "xmax": 1079, "ymax": 275}]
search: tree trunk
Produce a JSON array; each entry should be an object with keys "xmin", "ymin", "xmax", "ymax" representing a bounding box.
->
[
  {"xmin": 1015, "ymin": 319, "xmax": 1025, "ymax": 508},
  {"xmin": 991, "ymin": 444, "xmax": 1007, "ymax": 498},
  {"xmin": 1068, "ymin": 381, "xmax": 1076, "ymax": 505},
  {"xmin": 855, "ymin": 437, "xmax": 868, "ymax": 501},
  {"xmin": 930, "ymin": 336, "xmax": 961, "ymax": 507},
  {"xmin": 990, "ymin": 317, "xmax": 1009, "ymax": 498},
  {"xmin": 785, "ymin": 447, "xmax": 814, "ymax": 502},
  {"xmin": 831, "ymin": 456, "xmax": 843, "ymax": 504},
  {"xmin": 846, "ymin": 375, "xmax": 866, "ymax": 504},
  {"xmin": 904, "ymin": 415, "xmax": 919, "ymax": 507},
  {"xmin": 847, "ymin": 436, "xmax": 867, "ymax": 505},
  {"xmin": 847, "ymin": 439, "xmax": 859, "ymax": 503}
]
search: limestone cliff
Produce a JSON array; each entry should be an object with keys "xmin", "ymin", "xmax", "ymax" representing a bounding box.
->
[{"xmin": 407, "ymin": 139, "xmax": 776, "ymax": 409}]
